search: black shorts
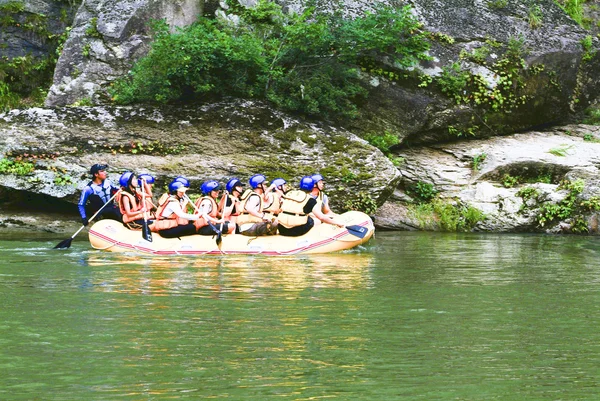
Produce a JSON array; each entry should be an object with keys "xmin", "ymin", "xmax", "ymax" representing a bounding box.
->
[{"xmin": 197, "ymin": 222, "xmax": 231, "ymax": 236}]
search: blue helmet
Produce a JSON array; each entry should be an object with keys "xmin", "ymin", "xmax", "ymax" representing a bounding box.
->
[
  {"xmin": 174, "ymin": 176, "xmax": 190, "ymax": 188},
  {"xmin": 249, "ymin": 174, "xmax": 266, "ymax": 189},
  {"xmin": 168, "ymin": 180, "xmax": 187, "ymax": 194},
  {"xmin": 311, "ymin": 174, "xmax": 324, "ymax": 186},
  {"xmin": 299, "ymin": 176, "xmax": 314, "ymax": 192},
  {"xmin": 119, "ymin": 171, "xmax": 135, "ymax": 187},
  {"xmin": 201, "ymin": 180, "xmax": 221, "ymax": 195},
  {"xmin": 272, "ymin": 178, "xmax": 286, "ymax": 188},
  {"xmin": 226, "ymin": 178, "xmax": 243, "ymax": 193},
  {"xmin": 138, "ymin": 173, "xmax": 155, "ymax": 186}
]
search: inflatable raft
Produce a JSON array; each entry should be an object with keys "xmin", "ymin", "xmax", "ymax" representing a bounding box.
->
[{"xmin": 88, "ymin": 211, "xmax": 374, "ymax": 256}]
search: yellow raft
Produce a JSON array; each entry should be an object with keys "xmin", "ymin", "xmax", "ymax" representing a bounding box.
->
[{"xmin": 88, "ymin": 211, "xmax": 374, "ymax": 256}]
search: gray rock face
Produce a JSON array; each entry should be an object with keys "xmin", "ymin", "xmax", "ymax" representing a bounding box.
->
[
  {"xmin": 0, "ymin": 100, "xmax": 399, "ymax": 212},
  {"xmin": 45, "ymin": 0, "xmax": 204, "ymax": 107},
  {"xmin": 377, "ymin": 124, "xmax": 600, "ymax": 232},
  {"xmin": 44, "ymin": 0, "xmax": 600, "ymax": 145},
  {"xmin": 0, "ymin": 0, "xmax": 78, "ymax": 59}
]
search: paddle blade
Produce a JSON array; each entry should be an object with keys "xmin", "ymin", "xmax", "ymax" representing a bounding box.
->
[
  {"xmin": 142, "ymin": 221, "xmax": 153, "ymax": 242},
  {"xmin": 53, "ymin": 237, "xmax": 73, "ymax": 249},
  {"xmin": 216, "ymin": 232, "xmax": 223, "ymax": 250},
  {"xmin": 345, "ymin": 225, "xmax": 368, "ymax": 239}
]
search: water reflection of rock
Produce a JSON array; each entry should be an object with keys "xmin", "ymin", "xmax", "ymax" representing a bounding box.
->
[{"xmin": 85, "ymin": 252, "xmax": 374, "ymax": 296}]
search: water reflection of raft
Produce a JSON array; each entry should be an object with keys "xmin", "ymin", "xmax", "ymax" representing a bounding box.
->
[{"xmin": 88, "ymin": 211, "xmax": 374, "ymax": 255}]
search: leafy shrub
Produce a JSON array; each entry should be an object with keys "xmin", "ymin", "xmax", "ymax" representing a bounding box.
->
[
  {"xmin": 408, "ymin": 181, "xmax": 438, "ymax": 203},
  {"xmin": 502, "ymin": 174, "xmax": 520, "ymax": 188},
  {"xmin": 471, "ymin": 153, "xmax": 487, "ymax": 171},
  {"xmin": 111, "ymin": 1, "xmax": 430, "ymax": 120},
  {"xmin": 555, "ymin": 0, "xmax": 587, "ymax": 27},
  {"xmin": 432, "ymin": 200, "xmax": 485, "ymax": 231},
  {"xmin": 343, "ymin": 191, "xmax": 378, "ymax": 214},
  {"xmin": 0, "ymin": 158, "xmax": 35, "ymax": 175},
  {"xmin": 537, "ymin": 179, "xmax": 585, "ymax": 228},
  {"xmin": 364, "ymin": 131, "xmax": 399, "ymax": 153},
  {"xmin": 527, "ymin": 5, "xmax": 543, "ymax": 29},
  {"xmin": 583, "ymin": 106, "xmax": 600, "ymax": 125},
  {"xmin": 516, "ymin": 186, "xmax": 540, "ymax": 201}
]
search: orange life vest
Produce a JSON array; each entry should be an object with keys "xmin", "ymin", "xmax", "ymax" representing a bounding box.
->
[
  {"xmin": 263, "ymin": 192, "xmax": 282, "ymax": 219},
  {"xmin": 149, "ymin": 195, "xmax": 180, "ymax": 232},
  {"xmin": 118, "ymin": 191, "xmax": 144, "ymax": 223},
  {"xmin": 236, "ymin": 189, "xmax": 264, "ymax": 225},
  {"xmin": 278, "ymin": 190, "xmax": 311, "ymax": 228},
  {"xmin": 193, "ymin": 196, "xmax": 218, "ymax": 229}
]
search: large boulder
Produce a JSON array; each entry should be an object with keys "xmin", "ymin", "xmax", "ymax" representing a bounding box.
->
[
  {"xmin": 0, "ymin": 0, "xmax": 78, "ymax": 60},
  {"xmin": 45, "ymin": 0, "xmax": 600, "ymax": 144},
  {"xmin": 377, "ymin": 124, "xmax": 600, "ymax": 233},
  {"xmin": 0, "ymin": 100, "xmax": 399, "ymax": 220},
  {"xmin": 45, "ymin": 0, "xmax": 206, "ymax": 107}
]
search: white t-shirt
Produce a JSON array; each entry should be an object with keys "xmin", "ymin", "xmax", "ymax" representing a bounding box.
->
[{"xmin": 162, "ymin": 201, "xmax": 198, "ymax": 221}]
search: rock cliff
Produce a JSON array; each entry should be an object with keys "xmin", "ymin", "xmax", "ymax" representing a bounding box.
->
[
  {"xmin": 0, "ymin": 100, "xmax": 398, "ymax": 232},
  {"xmin": 1, "ymin": 0, "xmax": 600, "ymax": 235}
]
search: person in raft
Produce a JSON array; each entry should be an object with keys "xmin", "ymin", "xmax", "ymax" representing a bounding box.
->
[
  {"xmin": 137, "ymin": 173, "xmax": 157, "ymax": 213},
  {"xmin": 221, "ymin": 178, "xmax": 245, "ymax": 228},
  {"xmin": 116, "ymin": 171, "xmax": 153, "ymax": 230},
  {"xmin": 310, "ymin": 173, "xmax": 337, "ymax": 217},
  {"xmin": 151, "ymin": 180, "xmax": 200, "ymax": 238},
  {"xmin": 237, "ymin": 174, "xmax": 278, "ymax": 236},
  {"xmin": 78, "ymin": 163, "xmax": 122, "ymax": 226},
  {"xmin": 262, "ymin": 178, "xmax": 286, "ymax": 220},
  {"xmin": 278, "ymin": 176, "xmax": 345, "ymax": 237},
  {"xmin": 193, "ymin": 180, "xmax": 235, "ymax": 235}
]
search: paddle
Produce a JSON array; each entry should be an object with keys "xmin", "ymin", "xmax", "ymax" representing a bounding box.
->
[
  {"xmin": 140, "ymin": 178, "xmax": 152, "ymax": 242},
  {"xmin": 345, "ymin": 224, "xmax": 369, "ymax": 239},
  {"xmin": 183, "ymin": 194, "xmax": 223, "ymax": 251},
  {"xmin": 54, "ymin": 189, "xmax": 121, "ymax": 249}
]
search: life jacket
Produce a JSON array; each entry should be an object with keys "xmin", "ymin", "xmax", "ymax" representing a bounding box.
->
[
  {"xmin": 83, "ymin": 179, "xmax": 114, "ymax": 212},
  {"xmin": 278, "ymin": 190, "xmax": 311, "ymax": 228},
  {"xmin": 149, "ymin": 195, "xmax": 181, "ymax": 232},
  {"xmin": 263, "ymin": 192, "xmax": 282, "ymax": 219},
  {"xmin": 193, "ymin": 196, "xmax": 218, "ymax": 230},
  {"xmin": 118, "ymin": 191, "xmax": 143, "ymax": 223},
  {"xmin": 137, "ymin": 188, "xmax": 157, "ymax": 213},
  {"xmin": 236, "ymin": 189, "xmax": 263, "ymax": 225}
]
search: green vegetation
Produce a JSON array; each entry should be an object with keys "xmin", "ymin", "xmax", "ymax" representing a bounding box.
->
[
  {"xmin": 434, "ymin": 36, "xmax": 538, "ymax": 137},
  {"xmin": 363, "ymin": 131, "xmax": 404, "ymax": 166},
  {"xmin": 0, "ymin": 158, "xmax": 35, "ymax": 175},
  {"xmin": 548, "ymin": 144, "xmax": 574, "ymax": 156},
  {"xmin": 527, "ymin": 4, "xmax": 543, "ymax": 29},
  {"xmin": 409, "ymin": 199, "xmax": 486, "ymax": 232},
  {"xmin": 448, "ymin": 124, "xmax": 479, "ymax": 138},
  {"xmin": 487, "ymin": 0, "xmax": 508, "ymax": 9},
  {"xmin": 581, "ymin": 35, "xmax": 597, "ymax": 62},
  {"xmin": 101, "ymin": 140, "xmax": 185, "ymax": 155},
  {"xmin": 502, "ymin": 173, "xmax": 520, "ymax": 188},
  {"xmin": 516, "ymin": 186, "xmax": 541, "ymax": 202},
  {"xmin": 53, "ymin": 172, "xmax": 74, "ymax": 186},
  {"xmin": 85, "ymin": 17, "xmax": 102, "ymax": 38},
  {"xmin": 554, "ymin": 0, "xmax": 588, "ymax": 28},
  {"xmin": 535, "ymin": 179, "xmax": 600, "ymax": 232},
  {"xmin": 111, "ymin": 1, "xmax": 430, "ymax": 120},
  {"xmin": 342, "ymin": 191, "xmax": 378, "ymax": 215},
  {"xmin": 408, "ymin": 181, "xmax": 438, "ymax": 203},
  {"xmin": 471, "ymin": 153, "xmax": 487, "ymax": 171},
  {"xmin": 583, "ymin": 133, "xmax": 600, "ymax": 142},
  {"xmin": 500, "ymin": 171, "xmax": 553, "ymax": 187},
  {"xmin": 583, "ymin": 106, "xmax": 600, "ymax": 125}
]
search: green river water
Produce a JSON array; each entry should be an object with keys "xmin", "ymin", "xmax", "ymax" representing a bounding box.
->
[{"xmin": 1, "ymin": 231, "xmax": 600, "ymax": 400}]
